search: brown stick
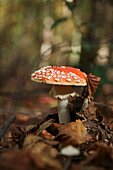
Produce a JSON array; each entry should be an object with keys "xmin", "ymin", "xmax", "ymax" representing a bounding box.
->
[
  {"xmin": 90, "ymin": 101, "xmax": 113, "ymax": 110},
  {"xmin": 0, "ymin": 115, "xmax": 16, "ymax": 141}
]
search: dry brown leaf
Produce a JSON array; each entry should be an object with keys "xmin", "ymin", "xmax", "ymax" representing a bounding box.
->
[
  {"xmin": 22, "ymin": 134, "xmax": 61, "ymax": 169},
  {"xmin": 41, "ymin": 130, "xmax": 55, "ymax": 140},
  {"xmin": 23, "ymin": 134, "xmax": 43, "ymax": 149},
  {"xmin": 11, "ymin": 126, "xmax": 26, "ymax": 148},
  {"xmin": 44, "ymin": 139, "xmax": 59, "ymax": 147},
  {"xmin": 71, "ymin": 164, "xmax": 104, "ymax": 170},
  {"xmin": 84, "ymin": 104, "xmax": 97, "ymax": 121},
  {"xmin": 31, "ymin": 152, "xmax": 62, "ymax": 170},
  {"xmin": 0, "ymin": 150, "xmax": 37, "ymax": 170},
  {"xmin": 87, "ymin": 74, "xmax": 101, "ymax": 100},
  {"xmin": 23, "ymin": 134, "xmax": 58, "ymax": 158},
  {"xmin": 0, "ymin": 150, "xmax": 61, "ymax": 170},
  {"xmin": 55, "ymin": 120, "xmax": 92, "ymax": 146},
  {"xmin": 81, "ymin": 142, "xmax": 113, "ymax": 169},
  {"xmin": 35, "ymin": 119, "xmax": 54, "ymax": 135}
]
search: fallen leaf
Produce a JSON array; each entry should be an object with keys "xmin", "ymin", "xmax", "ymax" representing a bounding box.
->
[
  {"xmin": 0, "ymin": 150, "xmax": 37, "ymax": 170},
  {"xmin": 41, "ymin": 130, "xmax": 55, "ymax": 140},
  {"xmin": 22, "ymin": 134, "xmax": 61, "ymax": 169},
  {"xmin": 81, "ymin": 142, "xmax": 113, "ymax": 169},
  {"xmin": 23, "ymin": 134, "xmax": 58, "ymax": 158},
  {"xmin": 44, "ymin": 139, "xmax": 59, "ymax": 147},
  {"xmin": 71, "ymin": 164, "xmax": 104, "ymax": 170},
  {"xmin": 35, "ymin": 119, "xmax": 54, "ymax": 135},
  {"xmin": 0, "ymin": 150, "xmax": 61, "ymax": 170},
  {"xmin": 25, "ymin": 124, "xmax": 39, "ymax": 134},
  {"xmin": 11, "ymin": 126, "xmax": 26, "ymax": 149},
  {"xmin": 31, "ymin": 151, "xmax": 62, "ymax": 170},
  {"xmin": 55, "ymin": 120, "xmax": 92, "ymax": 146},
  {"xmin": 84, "ymin": 104, "xmax": 97, "ymax": 121},
  {"xmin": 23, "ymin": 134, "xmax": 43, "ymax": 150}
]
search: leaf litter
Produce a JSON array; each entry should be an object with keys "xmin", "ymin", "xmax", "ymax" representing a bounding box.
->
[{"xmin": 0, "ymin": 74, "xmax": 113, "ymax": 169}]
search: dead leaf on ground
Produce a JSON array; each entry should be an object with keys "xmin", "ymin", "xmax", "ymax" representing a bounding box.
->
[
  {"xmin": 71, "ymin": 164, "xmax": 104, "ymax": 170},
  {"xmin": 23, "ymin": 134, "xmax": 58, "ymax": 158},
  {"xmin": 0, "ymin": 150, "xmax": 61, "ymax": 170},
  {"xmin": 83, "ymin": 104, "xmax": 97, "ymax": 121},
  {"xmin": 0, "ymin": 150, "xmax": 37, "ymax": 170},
  {"xmin": 44, "ymin": 139, "xmax": 59, "ymax": 147},
  {"xmin": 55, "ymin": 120, "xmax": 92, "ymax": 147},
  {"xmin": 81, "ymin": 142, "xmax": 113, "ymax": 169},
  {"xmin": 41, "ymin": 130, "xmax": 55, "ymax": 140},
  {"xmin": 35, "ymin": 119, "xmax": 54, "ymax": 135},
  {"xmin": 11, "ymin": 126, "xmax": 26, "ymax": 149},
  {"xmin": 31, "ymin": 151, "xmax": 62, "ymax": 170},
  {"xmin": 23, "ymin": 134, "xmax": 43, "ymax": 149}
]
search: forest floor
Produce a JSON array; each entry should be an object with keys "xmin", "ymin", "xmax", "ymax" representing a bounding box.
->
[{"xmin": 0, "ymin": 91, "xmax": 113, "ymax": 170}]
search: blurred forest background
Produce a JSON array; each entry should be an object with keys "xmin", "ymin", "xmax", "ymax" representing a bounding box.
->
[{"xmin": 0, "ymin": 0, "xmax": 113, "ymax": 114}]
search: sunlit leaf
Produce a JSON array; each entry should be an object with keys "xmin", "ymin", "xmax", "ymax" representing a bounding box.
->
[{"xmin": 55, "ymin": 120, "xmax": 92, "ymax": 146}]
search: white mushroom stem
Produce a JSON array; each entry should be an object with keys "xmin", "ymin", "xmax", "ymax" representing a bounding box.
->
[
  {"xmin": 57, "ymin": 98, "xmax": 71, "ymax": 124},
  {"xmin": 49, "ymin": 85, "xmax": 75, "ymax": 124}
]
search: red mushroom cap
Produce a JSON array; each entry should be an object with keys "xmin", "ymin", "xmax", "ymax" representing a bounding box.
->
[{"xmin": 31, "ymin": 66, "xmax": 87, "ymax": 86}]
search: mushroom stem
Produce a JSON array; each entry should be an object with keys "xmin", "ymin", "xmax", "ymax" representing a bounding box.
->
[
  {"xmin": 49, "ymin": 85, "xmax": 75, "ymax": 124},
  {"xmin": 57, "ymin": 98, "xmax": 71, "ymax": 124}
]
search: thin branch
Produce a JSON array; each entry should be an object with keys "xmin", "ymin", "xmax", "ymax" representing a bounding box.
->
[
  {"xmin": 0, "ymin": 115, "xmax": 16, "ymax": 141},
  {"xmin": 92, "ymin": 101, "xmax": 113, "ymax": 108}
]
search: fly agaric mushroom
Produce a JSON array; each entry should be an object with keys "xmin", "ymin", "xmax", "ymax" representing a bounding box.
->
[{"xmin": 31, "ymin": 66, "xmax": 87, "ymax": 124}]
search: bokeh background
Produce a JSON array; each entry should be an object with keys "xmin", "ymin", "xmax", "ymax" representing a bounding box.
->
[{"xmin": 0, "ymin": 0, "xmax": 113, "ymax": 114}]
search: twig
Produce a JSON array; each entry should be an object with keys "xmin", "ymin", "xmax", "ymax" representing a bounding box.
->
[
  {"xmin": 93, "ymin": 101, "xmax": 113, "ymax": 108},
  {"xmin": 0, "ymin": 115, "xmax": 16, "ymax": 141},
  {"xmin": 91, "ymin": 101, "xmax": 113, "ymax": 119}
]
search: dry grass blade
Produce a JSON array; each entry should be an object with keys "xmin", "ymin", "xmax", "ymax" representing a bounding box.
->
[{"xmin": 35, "ymin": 119, "xmax": 54, "ymax": 135}]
